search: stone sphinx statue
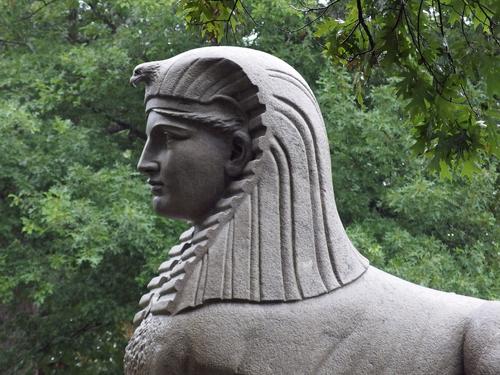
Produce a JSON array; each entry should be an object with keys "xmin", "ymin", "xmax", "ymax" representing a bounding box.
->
[{"xmin": 124, "ymin": 47, "xmax": 499, "ymax": 374}]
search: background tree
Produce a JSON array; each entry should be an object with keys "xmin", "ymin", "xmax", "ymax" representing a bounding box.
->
[
  {"xmin": 0, "ymin": 1, "xmax": 194, "ymax": 372},
  {"xmin": 0, "ymin": 0, "xmax": 498, "ymax": 373},
  {"xmin": 179, "ymin": 0, "xmax": 499, "ymax": 176}
]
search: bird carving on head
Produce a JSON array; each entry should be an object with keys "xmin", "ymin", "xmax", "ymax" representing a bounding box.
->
[{"xmin": 129, "ymin": 61, "xmax": 160, "ymax": 87}]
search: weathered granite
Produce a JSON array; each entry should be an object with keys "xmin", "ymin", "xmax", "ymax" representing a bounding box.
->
[{"xmin": 124, "ymin": 47, "xmax": 500, "ymax": 375}]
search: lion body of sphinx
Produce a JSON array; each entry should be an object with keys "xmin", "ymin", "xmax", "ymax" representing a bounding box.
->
[{"xmin": 125, "ymin": 266, "xmax": 500, "ymax": 375}]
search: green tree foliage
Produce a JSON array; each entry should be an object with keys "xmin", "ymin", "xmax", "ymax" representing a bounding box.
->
[
  {"xmin": 0, "ymin": 1, "xmax": 192, "ymax": 373},
  {"xmin": 0, "ymin": 0, "xmax": 498, "ymax": 373},
  {"xmin": 0, "ymin": 102, "xmax": 184, "ymax": 373},
  {"xmin": 318, "ymin": 68, "xmax": 499, "ymax": 300},
  {"xmin": 179, "ymin": 0, "xmax": 500, "ymax": 175}
]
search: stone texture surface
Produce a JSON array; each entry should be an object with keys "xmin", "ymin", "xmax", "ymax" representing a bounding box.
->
[{"xmin": 124, "ymin": 46, "xmax": 500, "ymax": 374}]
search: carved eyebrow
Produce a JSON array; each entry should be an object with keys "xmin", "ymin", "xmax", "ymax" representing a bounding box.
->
[
  {"xmin": 147, "ymin": 111, "xmax": 192, "ymax": 134},
  {"xmin": 146, "ymin": 109, "xmax": 196, "ymax": 138},
  {"xmin": 149, "ymin": 109, "xmax": 193, "ymax": 130},
  {"xmin": 152, "ymin": 123, "xmax": 192, "ymax": 139}
]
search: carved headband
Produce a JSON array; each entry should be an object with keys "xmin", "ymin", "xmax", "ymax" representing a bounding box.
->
[{"xmin": 145, "ymin": 95, "xmax": 248, "ymax": 131}]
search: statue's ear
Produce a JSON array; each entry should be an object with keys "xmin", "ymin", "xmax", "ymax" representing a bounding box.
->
[{"xmin": 225, "ymin": 130, "xmax": 252, "ymax": 177}]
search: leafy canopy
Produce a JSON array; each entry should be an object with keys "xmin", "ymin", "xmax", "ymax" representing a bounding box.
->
[{"xmin": 178, "ymin": 0, "xmax": 500, "ymax": 176}]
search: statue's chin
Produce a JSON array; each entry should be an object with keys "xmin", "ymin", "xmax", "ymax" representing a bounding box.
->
[
  {"xmin": 152, "ymin": 196, "xmax": 173, "ymax": 218},
  {"xmin": 152, "ymin": 193, "xmax": 219, "ymax": 224},
  {"xmin": 152, "ymin": 196, "xmax": 192, "ymax": 222}
]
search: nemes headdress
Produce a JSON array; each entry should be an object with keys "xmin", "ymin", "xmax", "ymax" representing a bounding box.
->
[{"xmin": 131, "ymin": 47, "xmax": 368, "ymax": 325}]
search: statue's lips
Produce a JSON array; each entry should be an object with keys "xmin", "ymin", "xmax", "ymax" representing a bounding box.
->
[{"xmin": 147, "ymin": 179, "xmax": 164, "ymax": 195}]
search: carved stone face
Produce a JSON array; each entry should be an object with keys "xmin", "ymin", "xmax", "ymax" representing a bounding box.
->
[{"xmin": 137, "ymin": 110, "xmax": 233, "ymax": 224}]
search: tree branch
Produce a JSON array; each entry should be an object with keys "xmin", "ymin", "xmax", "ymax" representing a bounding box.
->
[
  {"xmin": 460, "ymin": 4, "xmax": 473, "ymax": 48},
  {"xmin": 403, "ymin": 5, "xmax": 444, "ymax": 89},
  {"xmin": 239, "ymin": 0, "xmax": 257, "ymax": 28},
  {"xmin": 287, "ymin": 0, "xmax": 341, "ymax": 33},
  {"xmin": 390, "ymin": 2, "xmax": 405, "ymax": 33},
  {"xmin": 460, "ymin": 83, "xmax": 480, "ymax": 118},
  {"xmin": 416, "ymin": 0, "xmax": 424, "ymax": 51},
  {"xmin": 291, "ymin": 0, "xmax": 340, "ymax": 14},
  {"xmin": 356, "ymin": 0, "xmax": 375, "ymax": 53},
  {"xmin": 340, "ymin": 22, "xmax": 360, "ymax": 46},
  {"xmin": 470, "ymin": 1, "xmax": 499, "ymax": 46},
  {"xmin": 436, "ymin": 0, "xmax": 456, "ymax": 73},
  {"xmin": 289, "ymin": 6, "xmax": 330, "ymax": 32},
  {"xmin": 106, "ymin": 117, "xmax": 146, "ymax": 141},
  {"xmin": 224, "ymin": 0, "xmax": 240, "ymax": 42},
  {"xmin": 19, "ymin": 0, "xmax": 60, "ymax": 21}
]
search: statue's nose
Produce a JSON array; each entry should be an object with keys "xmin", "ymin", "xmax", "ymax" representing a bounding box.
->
[
  {"xmin": 137, "ymin": 142, "xmax": 160, "ymax": 175},
  {"xmin": 137, "ymin": 159, "xmax": 159, "ymax": 175}
]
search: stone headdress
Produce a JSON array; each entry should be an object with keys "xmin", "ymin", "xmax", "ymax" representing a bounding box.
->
[{"xmin": 131, "ymin": 47, "xmax": 368, "ymax": 325}]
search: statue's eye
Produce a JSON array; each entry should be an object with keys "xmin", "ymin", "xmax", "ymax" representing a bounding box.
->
[
  {"xmin": 163, "ymin": 131, "xmax": 174, "ymax": 144},
  {"xmin": 163, "ymin": 128, "xmax": 191, "ymax": 140}
]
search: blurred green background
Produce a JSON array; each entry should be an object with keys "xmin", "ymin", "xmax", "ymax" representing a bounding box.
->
[{"xmin": 0, "ymin": 1, "xmax": 498, "ymax": 373}]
